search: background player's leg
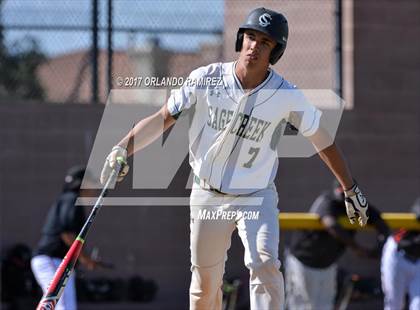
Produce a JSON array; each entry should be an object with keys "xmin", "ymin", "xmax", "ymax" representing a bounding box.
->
[
  {"xmin": 309, "ymin": 265, "xmax": 336, "ymax": 310},
  {"xmin": 235, "ymin": 186, "xmax": 284, "ymax": 310},
  {"xmin": 285, "ymin": 252, "xmax": 312, "ymax": 309},
  {"xmin": 407, "ymin": 259, "xmax": 420, "ymax": 310},
  {"xmin": 189, "ymin": 186, "xmax": 236, "ymax": 310},
  {"xmin": 31, "ymin": 255, "xmax": 77, "ymax": 310},
  {"xmin": 284, "ymin": 254, "xmax": 335, "ymax": 310},
  {"xmin": 381, "ymin": 237, "xmax": 406, "ymax": 310}
]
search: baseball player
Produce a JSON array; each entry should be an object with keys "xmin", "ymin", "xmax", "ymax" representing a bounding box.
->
[
  {"xmin": 381, "ymin": 198, "xmax": 420, "ymax": 310},
  {"xmin": 101, "ymin": 8, "xmax": 369, "ymax": 310},
  {"xmin": 31, "ymin": 166, "xmax": 101, "ymax": 310},
  {"xmin": 285, "ymin": 180, "xmax": 390, "ymax": 310}
]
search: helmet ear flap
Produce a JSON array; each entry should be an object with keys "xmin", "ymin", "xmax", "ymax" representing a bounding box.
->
[
  {"xmin": 235, "ymin": 30, "xmax": 244, "ymax": 52},
  {"xmin": 269, "ymin": 44, "xmax": 283, "ymax": 65},
  {"xmin": 270, "ymin": 43, "xmax": 286, "ymax": 65}
]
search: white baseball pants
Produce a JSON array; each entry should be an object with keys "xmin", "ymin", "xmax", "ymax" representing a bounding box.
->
[
  {"xmin": 381, "ymin": 237, "xmax": 420, "ymax": 310},
  {"xmin": 189, "ymin": 183, "xmax": 284, "ymax": 310},
  {"xmin": 285, "ymin": 252, "xmax": 336, "ymax": 310},
  {"xmin": 31, "ymin": 255, "xmax": 77, "ymax": 310}
]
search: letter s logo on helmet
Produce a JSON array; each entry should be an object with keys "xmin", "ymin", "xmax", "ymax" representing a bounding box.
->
[
  {"xmin": 258, "ymin": 13, "xmax": 272, "ymax": 27},
  {"xmin": 235, "ymin": 7, "xmax": 289, "ymax": 65}
]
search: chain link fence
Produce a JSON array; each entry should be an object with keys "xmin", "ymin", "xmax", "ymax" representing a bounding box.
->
[
  {"xmin": 1, "ymin": 0, "xmax": 224, "ymax": 104},
  {"xmin": 1, "ymin": 0, "xmax": 340, "ymax": 104}
]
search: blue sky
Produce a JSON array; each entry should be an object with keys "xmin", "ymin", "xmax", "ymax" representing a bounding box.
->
[{"xmin": 2, "ymin": 0, "xmax": 224, "ymax": 56}]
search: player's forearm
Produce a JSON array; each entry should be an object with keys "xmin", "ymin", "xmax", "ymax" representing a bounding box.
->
[
  {"xmin": 327, "ymin": 227, "xmax": 372, "ymax": 258},
  {"xmin": 326, "ymin": 225, "xmax": 358, "ymax": 248},
  {"xmin": 373, "ymin": 217, "xmax": 391, "ymax": 239},
  {"xmin": 61, "ymin": 232, "xmax": 77, "ymax": 247},
  {"xmin": 322, "ymin": 216, "xmax": 358, "ymax": 247},
  {"xmin": 317, "ymin": 142, "xmax": 354, "ymax": 190},
  {"xmin": 116, "ymin": 113, "xmax": 164, "ymax": 157},
  {"xmin": 117, "ymin": 105, "xmax": 176, "ymax": 157},
  {"xmin": 78, "ymin": 252, "xmax": 95, "ymax": 266}
]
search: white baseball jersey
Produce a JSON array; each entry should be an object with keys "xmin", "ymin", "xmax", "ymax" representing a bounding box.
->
[{"xmin": 167, "ymin": 61, "xmax": 321, "ymax": 194}]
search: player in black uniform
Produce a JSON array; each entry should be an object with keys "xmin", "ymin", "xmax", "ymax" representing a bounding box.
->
[
  {"xmin": 285, "ymin": 180, "xmax": 390, "ymax": 310},
  {"xmin": 31, "ymin": 166, "xmax": 100, "ymax": 310}
]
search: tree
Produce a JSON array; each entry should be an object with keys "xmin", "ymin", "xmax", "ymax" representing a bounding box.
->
[{"xmin": 0, "ymin": 0, "xmax": 46, "ymax": 100}]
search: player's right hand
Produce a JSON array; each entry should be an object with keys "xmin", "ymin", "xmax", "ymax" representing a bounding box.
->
[
  {"xmin": 84, "ymin": 258, "xmax": 99, "ymax": 271},
  {"xmin": 344, "ymin": 183, "xmax": 369, "ymax": 226},
  {"xmin": 83, "ymin": 258, "xmax": 111, "ymax": 270},
  {"xmin": 100, "ymin": 145, "xmax": 129, "ymax": 184}
]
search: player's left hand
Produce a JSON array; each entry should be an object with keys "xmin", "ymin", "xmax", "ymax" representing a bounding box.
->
[
  {"xmin": 344, "ymin": 183, "xmax": 369, "ymax": 226},
  {"xmin": 100, "ymin": 145, "xmax": 129, "ymax": 185}
]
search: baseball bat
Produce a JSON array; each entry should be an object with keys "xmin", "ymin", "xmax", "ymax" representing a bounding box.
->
[{"xmin": 36, "ymin": 160, "xmax": 123, "ymax": 310}]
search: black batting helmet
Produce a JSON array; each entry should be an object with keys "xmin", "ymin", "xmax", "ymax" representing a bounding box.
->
[
  {"xmin": 235, "ymin": 7, "xmax": 288, "ymax": 65},
  {"xmin": 63, "ymin": 165, "xmax": 86, "ymax": 192}
]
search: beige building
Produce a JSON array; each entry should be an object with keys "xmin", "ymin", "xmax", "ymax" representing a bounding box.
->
[{"xmin": 37, "ymin": 40, "xmax": 222, "ymax": 104}]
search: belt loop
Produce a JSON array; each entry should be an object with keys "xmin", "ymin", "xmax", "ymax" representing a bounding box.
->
[
  {"xmin": 194, "ymin": 175, "xmax": 225, "ymax": 195},
  {"xmin": 194, "ymin": 175, "xmax": 208, "ymax": 189},
  {"xmin": 200, "ymin": 178, "xmax": 207, "ymax": 189}
]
